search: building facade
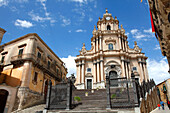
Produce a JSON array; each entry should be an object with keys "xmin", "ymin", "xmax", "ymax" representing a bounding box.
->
[
  {"xmin": 75, "ymin": 9, "xmax": 149, "ymax": 89},
  {"xmin": 157, "ymin": 78, "xmax": 170, "ymax": 103},
  {"xmin": 148, "ymin": 0, "xmax": 170, "ymax": 73},
  {"xmin": 0, "ymin": 28, "xmax": 67, "ymax": 113}
]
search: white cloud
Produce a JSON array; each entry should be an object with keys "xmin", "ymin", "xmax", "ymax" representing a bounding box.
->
[
  {"xmin": 14, "ymin": 19, "xmax": 33, "ymax": 28},
  {"xmin": 61, "ymin": 55, "xmax": 76, "ymax": 77},
  {"xmin": 0, "ymin": 0, "xmax": 8, "ymax": 7},
  {"xmin": 89, "ymin": 17, "xmax": 93, "ymax": 22},
  {"xmin": 71, "ymin": 0, "xmax": 87, "ymax": 3},
  {"xmin": 130, "ymin": 28, "xmax": 155, "ymax": 40},
  {"xmin": 28, "ymin": 11, "xmax": 55, "ymax": 25},
  {"xmin": 75, "ymin": 29, "xmax": 86, "ymax": 32},
  {"xmin": 143, "ymin": 28, "xmax": 152, "ymax": 33},
  {"xmin": 147, "ymin": 58, "xmax": 170, "ymax": 84},
  {"xmin": 154, "ymin": 44, "xmax": 160, "ymax": 50},
  {"xmin": 130, "ymin": 29, "xmax": 138, "ymax": 35},
  {"xmin": 68, "ymin": 30, "xmax": 72, "ymax": 33},
  {"xmin": 59, "ymin": 15, "xmax": 71, "ymax": 26},
  {"xmin": 14, "ymin": 0, "xmax": 28, "ymax": 3}
]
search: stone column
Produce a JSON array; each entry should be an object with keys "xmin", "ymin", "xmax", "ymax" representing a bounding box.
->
[
  {"xmin": 93, "ymin": 39, "xmax": 96, "ymax": 53},
  {"xmin": 128, "ymin": 61, "xmax": 131, "ymax": 79},
  {"xmin": 118, "ymin": 35, "xmax": 122, "ymax": 50},
  {"xmin": 139, "ymin": 60, "xmax": 144, "ymax": 82},
  {"xmin": 99, "ymin": 36, "xmax": 102, "ymax": 50},
  {"xmin": 143, "ymin": 63, "xmax": 148, "ymax": 81},
  {"xmin": 125, "ymin": 40, "xmax": 128, "ymax": 52},
  {"xmin": 81, "ymin": 60, "xmax": 85, "ymax": 84},
  {"xmin": 96, "ymin": 38, "xmax": 98, "ymax": 52},
  {"xmin": 21, "ymin": 61, "xmax": 32, "ymax": 87},
  {"xmin": 97, "ymin": 59, "xmax": 100, "ymax": 83},
  {"xmin": 145, "ymin": 63, "xmax": 149, "ymax": 80},
  {"xmin": 93, "ymin": 60, "xmax": 97, "ymax": 83},
  {"xmin": 76, "ymin": 62, "xmax": 81, "ymax": 84},
  {"xmin": 100, "ymin": 57, "xmax": 104, "ymax": 82},
  {"xmin": 26, "ymin": 37, "xmax": 36, "ymax": 54},
  {"xmin": 122, "ymin": 38, "xmax": 125, "ymax": 51},
  {"xmin": 125, "ymin": 61, "xmax": 129, "ymax": 79},
  {"xmin": 121, "ymin": 57, "xmax": 125, "ymax": 77}
]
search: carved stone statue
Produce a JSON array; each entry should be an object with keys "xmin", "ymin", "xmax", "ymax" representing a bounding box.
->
[
  {"xmin": 134, "ymin": 41, "xmax": 142, "ymax": 53},
  {"xmin": 79, "ymin": 43, "xmax": 87, "ymax": 55}
]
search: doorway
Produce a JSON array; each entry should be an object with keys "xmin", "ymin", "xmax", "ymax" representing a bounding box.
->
[
  {"xmin": 87, "ymin": 79, "xmax": 92, "ymax": 89},
  {"xmin": 44, "ymin": 80, "xmax": 48, "ymax": 101},
  {"xmin": 109, "ymin": 71, "xmax": 118, "ymax": 87},
  {"xmin": 0, "ymin": 89, "xmax": 9, "ymax": 113}
]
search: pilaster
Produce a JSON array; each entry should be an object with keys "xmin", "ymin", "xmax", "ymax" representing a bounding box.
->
[
  {"xmin": 138, "ymin": 58, "xmax": 144, "ymax": 82},
  {"xmin": 96, "ymin": 37, "xmax": 99, "ymax": 52},
  {"xmin": 81, "ymin": 60, "xmax": 85, "ymax": 84},
  {"xmin": 97, "ymin": 59, "xmax": 100, "ymax": 82},
  {"xmin": 100, "ymin": 57, "xmax": 104, "ymax": 81},
  {"xmin": 118, "ymin": 35, "xmax": 122, "ymax": 50},
  {"xmin": 121, "ymin": 57, "xmax": 125, "ymax": 77},
  {"xmin": 93, "ymin": 60, "xmax": 97, "ymax": 83},
  {"xmin": 99, "ymin": 36, "xmax": 103, "ymax": 51}
]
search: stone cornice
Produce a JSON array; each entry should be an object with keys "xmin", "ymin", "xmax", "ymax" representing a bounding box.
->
[
  {"xmin": 0, "ymin": 33, "xmax": 64, "ymax": 65},
  {"xmin": 0, "ymin": 27, "xmax": 6, "ymax": 33}
]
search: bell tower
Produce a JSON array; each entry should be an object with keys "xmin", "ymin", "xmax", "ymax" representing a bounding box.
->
[{"xmin": 97, "ymin": 8, "xmax": 119, "ymax": 31}]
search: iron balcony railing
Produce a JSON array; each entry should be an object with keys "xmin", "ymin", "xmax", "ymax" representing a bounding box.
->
[{"xmin": 10, "ymin": 54, "xmax": 61, "ymax": 80}]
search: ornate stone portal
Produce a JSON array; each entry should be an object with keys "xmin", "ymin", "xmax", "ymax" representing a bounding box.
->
[{"xmin": 75, "ymin": 9, "xmax": 149, "ymax": 89}]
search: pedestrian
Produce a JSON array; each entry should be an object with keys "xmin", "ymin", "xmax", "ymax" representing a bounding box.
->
[
  {"xmin": 157, "ymin": 103, "xmax": 161, "ymax": 110},
  {"xmin": 160, "ymin": 100, "xmax": 165, "ymax": 110},
  {"xmin": 167, "ymin": 98, "xmax": 170, "ymax": 110}
]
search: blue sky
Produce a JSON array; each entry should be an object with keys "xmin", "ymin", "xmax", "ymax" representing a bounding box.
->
[{"xmin": 0, "ymin": 0, "xmax": 169, "ymax": 84}]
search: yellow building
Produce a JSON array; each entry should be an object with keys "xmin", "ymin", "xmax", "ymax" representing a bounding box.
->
[
  {"xmin": 75, "ymin": 9, "xmax": 149, "ymax": 89},
  {"xmin": 157, "ymin": 78, "xmax": 170, "ymax": 103},
  {"xmin": 0, "ymin": 28, "xmax": 67, "ymax": 113}
]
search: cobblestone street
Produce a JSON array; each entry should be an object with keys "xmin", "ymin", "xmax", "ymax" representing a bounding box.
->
[{"xmin": 150, "ymin": 105, "xmax": 170, "ymax": 113}]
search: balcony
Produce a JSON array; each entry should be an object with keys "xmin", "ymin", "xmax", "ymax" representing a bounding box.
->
[
  {"xmin": 10, "ymin": 54, "xmax": 61, "ymax": 81},
  {"xmin": 11, "ymin": 53, "xmax": 36, "ymax": 63}
]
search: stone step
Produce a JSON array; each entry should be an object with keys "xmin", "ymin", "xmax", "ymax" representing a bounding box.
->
[{"xmin": 48, "ymin": 110, "xmax": 118, "ymax": 113}]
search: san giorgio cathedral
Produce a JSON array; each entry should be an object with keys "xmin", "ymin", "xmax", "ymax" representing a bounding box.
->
[{"xmin": 75, "ymin": 9, "xmax": 149, "ymax": 89}]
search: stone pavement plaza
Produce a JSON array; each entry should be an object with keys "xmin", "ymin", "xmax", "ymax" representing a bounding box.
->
[{"xmin": 150, "ymin": 105, "xmax": 170, "ymax": 113}]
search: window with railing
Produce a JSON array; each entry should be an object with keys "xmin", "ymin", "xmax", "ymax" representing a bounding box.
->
[
  {"xmin": 48, "ymin": 61, "xmax": 51, "ymax": 69},
  {"xmin": 1, "ymin": 56, "xmax": 5, "ymax": 64},
  {"xmin": 32, "ymin": 72, "xmax": 38, "ymax": 85},
  {"xmin": 37, "ymin": 52, "xmax": 41, "ymax": 59},
  {"xmin": 18, "ymin": 48, "xmax": 23, "ymax": 58}
]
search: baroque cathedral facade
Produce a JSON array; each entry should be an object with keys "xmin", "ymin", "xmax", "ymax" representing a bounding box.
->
[{"xmin": 75, "ymin": 9, "xmax": 149, "ymax": 89}]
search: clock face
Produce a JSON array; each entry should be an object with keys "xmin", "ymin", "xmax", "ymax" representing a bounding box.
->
[{"xmin": 106, "ymin": 17, "xmax": 110, "ymax": 20}]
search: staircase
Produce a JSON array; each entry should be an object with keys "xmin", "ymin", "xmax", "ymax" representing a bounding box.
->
[{"xmin": 72, "ymin": 89, "xmax": 107, "ymax": 110}]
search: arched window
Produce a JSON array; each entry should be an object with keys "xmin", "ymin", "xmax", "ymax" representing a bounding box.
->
[
  {"xmin": 108, "ymin": 43, "xmax": 113, "ymax": 50},
  {"xmin": 107, "ymin": 25, "xmax": 111, "ymax": 30}
]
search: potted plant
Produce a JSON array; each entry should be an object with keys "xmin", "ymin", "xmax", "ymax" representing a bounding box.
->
[
  {"xmin": 96, "ymin": 87, "xmax": 99, "ymax": 91},
  {"xmin": 74, "ymin": 96, "xmax": 81, "ymax": 103},
  {"xmin": 85, "ymin": 92, "xmax": 88, "ymax": 96},
  {"xmin": 111, "ymin": 94, "xmax": 116, "ymax": 99}
]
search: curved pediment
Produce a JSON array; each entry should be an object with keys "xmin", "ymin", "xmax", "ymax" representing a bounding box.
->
[{"xmin": 105, "ymin": 60, "xmax": 120, "ymax": 66}]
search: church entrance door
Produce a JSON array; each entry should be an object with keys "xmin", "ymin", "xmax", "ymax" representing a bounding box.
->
[
  {"xmin": 87, "ymin": 79, "xmax": 92, "ymax": 89},
  {"xmin": 109, "ymin": 71, "xmax": 118, "ymax": 87},
  {"xmin": 0, "ymin": 89, "xmax": 9, "ymax": 113}
]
